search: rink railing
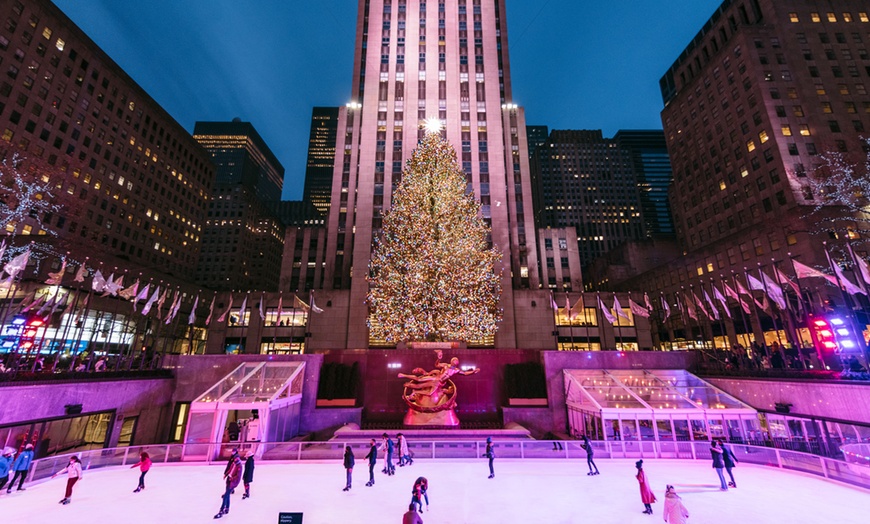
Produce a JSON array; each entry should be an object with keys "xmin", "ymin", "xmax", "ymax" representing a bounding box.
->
[{"xmin": 26, "ymin": 439, "xmax": 870, "ymax": 491}]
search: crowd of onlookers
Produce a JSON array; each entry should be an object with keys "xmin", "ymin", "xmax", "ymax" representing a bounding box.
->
[
  {"xmin": 716, "ymin": 340, "xmax": 867, "ymax": 373},
  {"xmin": 0, "ymin": 353, "xmax": 129, "ymax": 375}
]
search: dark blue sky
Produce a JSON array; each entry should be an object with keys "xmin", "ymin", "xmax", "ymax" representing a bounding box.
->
[{"xmin": 52, "ymin": 0, "xmax": 722, "ymax": 200}]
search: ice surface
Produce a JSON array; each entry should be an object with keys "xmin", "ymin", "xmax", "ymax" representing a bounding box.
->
[{"xmin": 2, "ymin": 458, "xmax": 868, "ymax": 523}]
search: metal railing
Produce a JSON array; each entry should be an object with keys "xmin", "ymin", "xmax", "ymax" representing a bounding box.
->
[
  {"xmin": 841, "ymin": 443, "xmax": 870, "ymax": 467},
  {"xmin": 25, "ymin": 439, "xmax": 870, "ymax": 491}
]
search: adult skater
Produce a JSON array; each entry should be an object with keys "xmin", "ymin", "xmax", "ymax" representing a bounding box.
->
[
  {"xmin": 484, "ymin": 437, "xmax": 495, "ymax": 478},
  {"xmin": 380, "ymin": 433, "xmax": 395, "ymax": 475},
  {"xmin": 581, "ymin": 435, "xmax": 599, "ymax": 475},
  {"xmin": 412, "ymin": 476, "xmax": 429, "ymax": 512},
  {"xmin": 215, "ymin": 451, "xmax": 242, "ymax": 518},
  {"xmin": 130, "ymin": 451, "xmax": 152, "ymax": 493},
  {"xmin": 398, "ymin": 433, "xmax": 413, "ymax": 466},
  {"xmin": 635, "ymin": 460, "xmax": 656, "ymax": 515},
  {"xmin": 710, "ymin": 441, "xmax": 728, "ymax": 491},
  {"xmin": 365, "ymin": 439, "xmax": 378, "ymax": 487},
  {"xmin": 343, "ymin": 445, "xmax": 355, "ymax": 491},
  {"xmin": 51, "ymin": 455, "xmax": 83, "ymax": 505},
  {"xmin": 403, "ymin": 502, "xmax": 424, "ymax": 524},
  {"xmin": 663, "ymin": 485, "xmax": 690, "ymax": 524},
  {"xmin": 241, "ymin": 450, "xmax": 255, "ymax": 499},
  {"xmin": 0, "ymin": 449, "xmax": 13, "ymax": 491},
  {"xmin": 7, "ymin": 443, "xmax": 34, "ymax": 493},
  {"xmin": 721, "ymin": 441, "xmax": 738, "ymax": 488}
]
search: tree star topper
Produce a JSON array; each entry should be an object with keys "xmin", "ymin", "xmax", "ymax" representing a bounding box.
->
[{"xmin": 422, "ymin": 117, "xmax": 443, "ymax": 134}]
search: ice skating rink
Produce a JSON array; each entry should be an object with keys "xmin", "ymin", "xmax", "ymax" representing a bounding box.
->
[{"xmin": 2, "ymin": 459, "xmax": 868, "ymax": 523}]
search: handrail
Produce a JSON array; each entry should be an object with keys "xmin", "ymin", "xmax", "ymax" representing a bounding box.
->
[{"xmin": 26, "ymin": 439, "xmax": 870, "ymax": 491}]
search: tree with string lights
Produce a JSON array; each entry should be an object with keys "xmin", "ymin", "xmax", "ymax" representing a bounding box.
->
[{"xmin": 367, "ymin": 121, "xmax": 503, "ymax": 344}]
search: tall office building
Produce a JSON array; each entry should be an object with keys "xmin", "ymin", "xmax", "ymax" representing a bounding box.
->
[
  {"xmin": 532, "ymin": 130, "xmax": 645, "ymax": 267},
  {"xmin": 525, "ymin": 125, "xmax": 549, "ymax": 158},
  {"xmin": 613, "ymin": 130, "xmax": 674, "ymax": 238},
  {"xmin": 323, "ymin": 0, "xmax": 541, "ymax": 348},
  {"xmin": 302, "ymin": 107, "xmax": 340, "ymax": 217},
  {"xmin": 0, "ymin": 0, "xmax": 214, "ymax": 281},
  {"xmin": 194, "ymin": 120, "xmax": 285, "ymax": 291}
]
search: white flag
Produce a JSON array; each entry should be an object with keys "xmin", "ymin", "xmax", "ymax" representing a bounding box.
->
[
  {"xmin": 613, "ymin": 295, "xmax": 630, "ymax": 320},
  {"xmin": 761, "ymin": 272, "xmax": 787, "ymax": 310},
  {"xmin": 569, "ymin": 295, "xmax": 585, "ymax": 320},
  {"xmin": 205, "ymin": 295, "xmax": 216, "ymax": 326},
  {"xmin": 597, "ymin": 295, "xmax": 615, "ymax": 324},
  {"xmin": 46, "ymin": 259, "xmax": 67, "ymax": 286},
  {"xmin": 141, "ymin": 286, "xmax": 160, "ymax": 316},
  {"xmin": 258, "ymin": 294, "xmax": 266, "ymax": 321},
  {"xmin": 629, "ymin": 298, "xmax": 650, "ymax": 318},
  {"xmin": 2, "ymin": 249, "xmax": 30, "ymax": 280},
  {"xmin": 73, "ymin": 263, "xmax": 88, "ymax": 283},
  {"xmin": 703, "ymin": 289, "xmax": 719, "ymax": 320},
  {"xmin": 792, "ymin": 259, "xmax": 837, "ymax": 285},
  {"xmin": 237, "ymin": 295, "xmax": 248, "ymax": 324},
  {"xmin": 827, "ymin": 249, "xmax": 865, "ymax": 295},
  {"xmin": 661, "ymin": 295, "xmax": 671, "ymax": 322},
  {"xmin": 311, "ymin": 294, "xmax": 324, "ymax": 314},
  {"xmin": 132, "ymin": 283, "xmax": 150, "ymax": 312},
  {"xmin": 188, "ymin": 295, "xmax": 200, "ymax": 325},
  {"xmin": 217, "ymin": 294, "xmax": 234, "ymax": 323},
  {"xmin": 275, "ymin": 295, "xmax": 283, "ymax": 325},
  {"xmin": 713, "ymin": 285, "xmax": 731, "ymax": 319},
  {"xmin": 91, "ymin": 270, "xmax": 107, "ymax": 293}
]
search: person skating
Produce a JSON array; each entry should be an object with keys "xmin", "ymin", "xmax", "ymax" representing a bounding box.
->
[
  {"xmin": 721, "ymin": 441, "xmax": 738, "ymax": 488},
  {"xmin": 411, "ymin": 476, "xmax": 429, "ymax": 513},
  {"xmin": 51, "ymin": 455, "xmax": 83, "ymax": 505},
  {"xmin": 130, "ymin": 451, "xmax": 152, "ymax": 493},
  {"xmin": 663, "ymin": 485, "xmax": 690, "ymax": 523},
  {"xmin": 484, "ymin": 437, "xmax": 495, "ymax": 478},
  {"xmin": 0, "ymin": 449, "xmax": 13, "ymax": 491},
  {"xmin": 215, "ymin": 451, "xmax": 242, "ymax": 518},
  {"xmin": 380, "ymin": 433, "xmax": 395, "ymax": 475},
  {"xmin": 635, "ymin": 460, "xmax": 657, "ymax": 515},
  {"xmin": 7, "ymin": 443, "xmax": 34, "ymax": 493},
  {"xmin": 581, "ymin": 434, "xmax": 599, "ymax": 475},
  {"xmin": 710, "ymin": 441, "xmax": 728, "ymax": 491},
  {"xmin": 397, "ymin": 433, "xmax": 413, "ymax": 466},
  {"xmin": 343, "ymin": 446, "xmax": 355, "ymax": 491},
  {"xmin": 365, "ymin": 439, "xmax": 378, "ymax": 487},
  {"xmin": 403, "ymin": 502, "xmax": 424, "ymax": 524},
  {"xmin": 241, "ymin": 450, "xmax": 255, "ymax": 499},
  {"xmin": 223, "ymin": 447, "xmax": 240, "ymax": 495}
]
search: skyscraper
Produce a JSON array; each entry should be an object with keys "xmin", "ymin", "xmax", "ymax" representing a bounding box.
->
[
  {"xmin": 194, "ymin": 120, "xmax": 285, "ymax": 291},
  {"xmin": 613, "ymin": 130, "xmax": 674, "ymax": 238},
  {"xmin": 322, "ymin": 0, "xmax": 541, "ymax": 348},
  {"xmin": 302, "ymin": 107, "xmax": 340, "ymax": 217}
]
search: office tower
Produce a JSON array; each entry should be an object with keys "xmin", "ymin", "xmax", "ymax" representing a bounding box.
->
[
  {"xmin": 613, "ymin": 130, "xmax": 674, "ymax": 238},
  {"xmin": 194, "ymin": 120, "xmax": 285, "ymax": 291},
  {"xmin": 322, "ymin": 0, "xmax": 541, "ymax": 348},
  {"xmin": 532, "ymin": 130, "xmax": 645, "ymax": 268},
  {"xmin": 0, "ymin": 0, "xmax": 214, "ymax": 281},
  {"xmin": 302, "ymin": 107, "xmax": 340, "ymax": 217},
  {"xmin": 525, "ymin": 125, "xmax": 549, "ymax": 158}
]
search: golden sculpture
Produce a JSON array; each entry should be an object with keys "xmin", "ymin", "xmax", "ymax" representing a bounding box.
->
[{"xmin": 398, "ymin": 350, "xmax": 480, "ymax": 426}]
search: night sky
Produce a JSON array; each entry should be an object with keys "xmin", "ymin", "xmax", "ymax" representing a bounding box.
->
[{"xmin": 51, "ymin": 0, "xmax": 722, "ymax": 200}]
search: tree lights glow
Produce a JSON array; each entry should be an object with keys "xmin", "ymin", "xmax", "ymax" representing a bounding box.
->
[{"xmin": 367, "ymin": 130, "xmax": 503, "ymax": 343}]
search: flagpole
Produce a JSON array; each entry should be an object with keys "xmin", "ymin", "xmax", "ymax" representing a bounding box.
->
[
  {"xmin": 305, "ymin": 290, "xmax": 314, "ymax": 354},
  {"xmin": 129, "ymin": 278, "xmax": 153, "ymax": 369},
  {"xmin": 823, "ymin": 242, "xmax": 865, "ymax": 368},
  {"xmin": 187, "ymin": 290, "xmax": 200, "ymax": 356},
  {"xmin": 739, "ymin": 267, "xmax": 768, "ymax": 358},
  {"xmin": 706, "ymin": 279, "xmax": 727, "ymax": 351},
  {"xmin": 770, "ymin": 258, "xmax": 804, "ymax": 354},
  {"xmin": 658, "ymin": 292, "xmax": 669, "ymax": 350},
  {"xmin": 786, "ymin": 253, "xmax": 824, "ymax": 366},
  {"xmin": 724, "ymin": 273, "xmax": 752, "ymax": 354},
  {"xmin": 54, "ymin": 256, "xmax": 87, "ymax": 371},
  {"xmin": 594, "ymin": 291, "xmax": 607, "ymax": 350},
  {"xmin": 73, "ymin": 261, "xmax": 102, "ymax": 371},
  {"xmin": 581, "ymin": 293, "xmax": 592, "ymax": 351}
]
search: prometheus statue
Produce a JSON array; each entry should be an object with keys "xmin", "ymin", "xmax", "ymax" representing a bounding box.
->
[{"xmin": 398, "ymin": 350, "xmax": 480, "ymax": 426}]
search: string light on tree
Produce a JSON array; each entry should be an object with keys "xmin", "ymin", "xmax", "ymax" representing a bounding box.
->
[{"xmin": 367, "ymin": 127, "xmax": 503, "ymax": 343}]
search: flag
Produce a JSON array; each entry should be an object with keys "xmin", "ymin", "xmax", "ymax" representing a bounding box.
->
[
  {"xmin": 258, "ymin": 294, "xmax": 266, "ymax": 321},
  {"xmin": 613, "ymin": 295, "xmax": 630, "ymax": 320},
  {"xmin": 684, "ymin": 292, "xmax": 698, "ymax": 320},
  {"xmin": 49, "ymin": 292, "xmax": 66, "ymax": 316},
  {"xmin": 76, "ymin": 293, "xmax": 90, "ymax": 323},
  {"xmin": 311, "ymin": 295, "xmax": 324, "ymax": 314},
  {"xmin": 205, "ymin": 295, "xmax": 216, "ymax": 326},
  {"xmin": 735, "ymin": 277, "xmax": 752, "ymax": 297},
  {"xmin": 569, "ymin": 295, "xmax": 585, "ymax": 320},
  {"xmin": 156, "ymin": 287, "xmax": 170, "ymax": 318},
  {"xmin": 774, "ymin": 267, "xmax": 801, "ymax": 295},
  {"xmin": 21, "ymin": 292, "xmax": 42, "ymax": 313},
  {"xmin": 91, "ymin": 270, "xmax": 107, "ymax": 293},
  {"xmin": 549, "ymin": 293, "xmax": 558, "ymax": 311},
  {"xmin": 644, "ymin": 293, "xmax": 653, "ymax": 312},
  {"xmin": 132, "ymin": 283, "xmax": 150, "ymax": 312},
  {"xmin": 761, "ymin": 294, "xmax": 772, "ymax": 314},
  {"xmin": 119, "ymin": 279, "xmax": 140, "ymax": 300},
  {"xmin": 713, "ymin": 285, "xmax": 731, "ymax": 319},
  {"xmin": 141, "ymin": 286, "xmax": 160, "ymax": 316},
  {"xmin": 188, "ymin": 294, "xmax": 200, "ymax": 325},
  {"xmin": 102, "ymin": 273, "xmax": 124, "ymax": 297},
  {"xmin": 597, "ymin": 294, "xmax": 615, "ymax": 324},
  {"xmin": 217, "ymin": 294, "xmax": 234, "ymax": 323},
  {"xmin": 46, "ymin": 259, "xmax": 67, "ymax": 286},
  {"xmin": 629, "ymin": 298, "xmax": 650, "ymax": 318},
  {"xmin": 275, "ymin": 294, "xmax": 283, "ymax": 325},
  {"xmin": 746, "ymin": 273, "xmax": 765, "ymax": 292},
  {"xmin": 2, "ymin": 249, "xmax": 30, "ymax": 280},
  {"xmin": 827, "ymin": 249, "xmax": 865, "ymax": 295},
  {"xmin": 792, "ymin": 258, "xmax": 838, "ymax": 285},
  {"xmin": 661, "ymin": 295, "xmax": 671, "ymax": 322},
  {"xmin": 847, "ymin": 243, "xmax": 870, "ymax": 292},
  {"xmin": 73, "ymin": 263, "xmax": 87, "ymax": 283},
  {"xmin": 703, "ymin": 289, "xmax": 719, "ymax": 320},
  {"xmin": 37, "ymin": 293, "xmax": 56, "ymax": 316},
  {"xmin": 692, "ymin": 291, "xmax": 709, "ymax": 320},
  {"xmin": 165, "ymin": 291, "xmax": 181, "ymax": 324},
  {"xmin": 294, "ymin": 294, "xmax": 311, "ymax": 313},
  {"xmin": 761, "ymin": 272, "xmax": 787, "ymax": 310},
  {"xmin": 236, "ymin": 294, "xmax": 248, "ymax": 325}
]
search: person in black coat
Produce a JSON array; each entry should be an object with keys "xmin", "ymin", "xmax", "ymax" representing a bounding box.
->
[
  {"xmin": 365, "ymin": 439, "xmax": 378, "ymax": 487},
  {"xmin": 582, "ymin": 435, "xmax": 599, "ymax": 475},
  {"xmin": 241, "ymin": 451, "xmax": 254, "ymax": 499},
  {"xmin": 343, "ymin": 446, "xmax": 355, "ymax": 491},
  {"xmin": 484, "ymin": 437, "xmax": 495, "ymax": 479},
  {"xmin": 721, "ymin": 442, "xmax": 738, "ymax": 488},
  {"xmin": 710, "ymin": 440, "xmax": 728, "ymax": 490}
]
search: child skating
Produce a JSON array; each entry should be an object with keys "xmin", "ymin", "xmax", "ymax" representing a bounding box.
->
[
  {"xmin": 635, "ymin": 460, "xmax": 657, "ymax": 515},
  {"xmin": 365, "ymin": 439, "xmax": 377, "ymax": 487},
  {"xmin": 663, "ymin": 485, "xmax": 690, "ymax": 523},
  {"xmin": 241, "ymin": 450, "xmax": 254, "ymax": 499},
  {"xmin": 412, "ymin": 476, "xmax": 429, "ymax": 512},
  {"xmin": 130, "ymin": 451, "xmax": 152, "ymax": 492},
  {"xmin": 484, "ymin": 437, "xmax": 495, "ymax": 478},
  {"xmin": 51, "ymin": 455, "xmax": 83, "ymax": 505}
]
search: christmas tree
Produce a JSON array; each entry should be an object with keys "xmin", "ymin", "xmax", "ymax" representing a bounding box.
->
[{"xmin": 367, "ymin": 127, "xmax": 503, "ymax": 343}]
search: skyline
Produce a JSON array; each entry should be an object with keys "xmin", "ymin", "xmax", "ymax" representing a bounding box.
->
[{"xmin": 52, "ymin": 0, "xmax": 723, "ymax": 200}]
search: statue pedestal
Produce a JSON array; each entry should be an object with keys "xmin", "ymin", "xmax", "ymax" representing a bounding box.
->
[{"xmin": 403, "ymin": 408, "xmax": 460, "ymax": 427}]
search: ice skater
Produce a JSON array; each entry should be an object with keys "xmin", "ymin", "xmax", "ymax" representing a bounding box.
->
[
  {"xmin": 581, "ymin": 435, "xmax": 599, "ymax": 475},
  {"xmin": 663, "ymin": 485, "xmax": 690, "ymax": 523},
  {"xmin": 51, "ymin": 455, "xmax": 83, "ymax": 505},
  {"xmin": 241, "ymin": 450, "xmax": 254, "ymax": 499},
  {"xmin": 343, "ymin": 445, "xmax": 355, "ymax": 491},
  {"xmin": 411, "ymin": 476, "xmax": 429, "ymax": 512},
  {"xmin": 710, "ymin": 441, "xmax": 728, "ymax": 491},
  {"xmin": 403, "ymin": 502, "xmax": 424, "ymax": 524},
  {"xmin": 380, "ymin": 433, "xmax": 395, "ymax": 475},
  {"xmin": 365, "ymin": 439, "xmax": 378, "ymax": 487},
  {"xmin": 214, "ymin": 450, "xmax": 242, "ymax": 518},
  {"xmin": 7, "ymin": 443, "xmax": 34, "ymax": 493},
  {"xmin": 721, "ymin": 441, "xmax": 738, "ymax": 488},
  {"xmin": 398, "ymin": 433, "xmax": 413, "ymax": 466},
  {"xmin": 130, "ymin": 451, "xmax": 152, "ymax": 492},
  {"xmin": 484, "ymin": 437, "xmax": 495, "ymax": 478},
  {"xmin": 0, "ymin": 449, "xmax": 14, "ymax": 491},
  {"xmin": 635, "ymin": 460, "xmax": 657, "ymax": 515}
]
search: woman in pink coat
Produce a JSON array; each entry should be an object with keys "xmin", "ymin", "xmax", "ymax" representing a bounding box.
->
[
  {"xmin": 663, "ymin": 485, "xmax": 690, "ymax": 523},
  {"xmin": 635, "ymin": 460, "xmax": 657, "ymax": 515}
]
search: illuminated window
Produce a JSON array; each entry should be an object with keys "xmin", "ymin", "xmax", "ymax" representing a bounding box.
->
[
  {"xmin": 815, "ymin": 85, "xmax": 826, "ymax": 95},
  {"xmin": 860, "ymin": 12, "xmax": 869, "ymax": 22},
  {"xmin": 810, "ymin": 12, "xmax": 821, "ymax": 22},
  {"xmin": 740, "ymin": 166, "xmax": 749, "ymax": 178},
  {"xmin": 42, "ymin": 27, "xmax": 51, "ymax": 39},
  {"xmin": 843, "ymin": 13, "xmax": 853, "ymax": 23},
  {"xmin": 781, "ymin": 125, "xmax": 792, "ymax": 136},
  {"xmin": 55, "ymin": 38, "xmax": 64, "ymax": 51},
  {"xmin": 793, "ymin": 105, "xmax": 804, "ymax": 117},
  {"xmin": 697, "ymin": 267, "xmax": 704, "ymax": 276},
  {"xmin": 759, "ymin": 130, "xmax": 769, "ymax": 143},
  {"xmin": 821, "ymin": 102, "xmax": 833, "ymax": 113},
  {"xmin": 746, "ymin": 139, "xmax": 756, "ymax": 152},
  {"xmin": 719, "ymin": 180, "xmax": 727, "ymax": 190},
  {"xmin": 827, "ymin": 13, "xmax": 837, "ymax": 22},
  {"xmin": 799, "ymin": 125, "xmax": 811, "ymax": 136},
  {"xmin": 788, "ymin": 12, "xmax": 799, "ymax": 22}
]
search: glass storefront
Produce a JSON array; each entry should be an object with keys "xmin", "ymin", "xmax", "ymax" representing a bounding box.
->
[{"xmin": 0, "ymin": 411, "xmax": 113, "ymax": 458}]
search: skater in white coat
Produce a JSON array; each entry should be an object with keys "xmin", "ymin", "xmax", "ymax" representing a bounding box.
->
[{"xmin": 662, "ymin": 485, "xmax": 690, "ymax": 523}]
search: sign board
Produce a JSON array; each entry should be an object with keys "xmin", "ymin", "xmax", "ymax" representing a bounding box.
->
[{"xmin": 278, "ymin": 513, "xmax": 303, "ymax": 524}]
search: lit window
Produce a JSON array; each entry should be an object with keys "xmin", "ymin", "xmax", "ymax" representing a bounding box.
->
[
  {"xmin": 821, "ymin": 102, "xmax": 833, "ymax": 113},
  {"xmin": 799, "ymin": 125, "xmax": 811, "ymax": 136},
  {"xmin": 860, "ymin": 12, "xmax": 869, "ymax": 22},
  {"xmin": 55, "ymin": 38, "xmax": 64, "ymax": 51},
  {"xmin": 781, "ymin": 125, "xmax": 792, "ymax": 136},
  {"xmin": 719, "ymin": 180, "xmax": 727, "ymax": 190},
  {"xmin": 789, "ymin": 12, "xmax": 799, "ymax": 22},
  {"xmin": 42, "ymin": 27, "xmax": 51, "ymax": 39},
  {"xmin": 810, "ymin": 12, "xmax": 821, "ymax": 22},
  {"xmin": 827, "ymin": 13, "xmax": 837, "ymax": 22},
  {"xmin": 747, "ymin": 139, "xmax": 756, "ymax": 152},
  {"xmin": 843, "ymin": 13, "xmax": 853, "ymax": 22},
  {"xmin": 707, "ymin": 263, "xmax": 714, "ymax": 273},
  {"xmin": 759, "ymin": 130, "xmax": 769, "ymax": 143},
  {"xmin": 697, "ymin": 267, "xmax": 704, "ymax": 276},
  {"xmin": 815, "ymin": 85, "xmax": 826, "ymax": 95},
  {"xmin": 740, "ymin": 166, "xmax": 749, "ymax": 178}
]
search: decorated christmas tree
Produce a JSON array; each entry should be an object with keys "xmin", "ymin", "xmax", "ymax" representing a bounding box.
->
[{"xmin": 367, "ymin": 126, "xmax": 503, "ymax": 343}]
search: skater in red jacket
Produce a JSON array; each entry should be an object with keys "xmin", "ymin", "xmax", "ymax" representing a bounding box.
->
[
  {"xmin": 130, "ymin": 451, "xmax": 152, "ymax": 493},
  {"xmin": 635, "ymin": 460, "xmax": 657, "ymax": 515},
  {"xmin": 215, "ymin": 453, "xmax": 242, "ymax": 519}
]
